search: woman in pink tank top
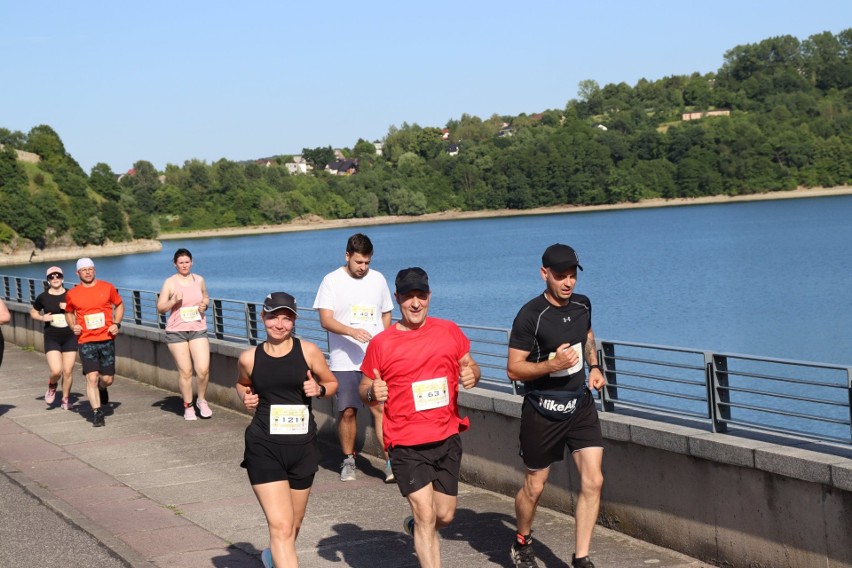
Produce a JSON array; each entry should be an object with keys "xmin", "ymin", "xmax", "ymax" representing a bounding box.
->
[{"xmin": 157, "ymin": 248, "xmax": 213, "ymax": 420}]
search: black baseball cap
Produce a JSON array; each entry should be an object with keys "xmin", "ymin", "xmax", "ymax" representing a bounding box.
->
[
  {"xmin": 262, "ymin": 292, "xmax": 298, "ymax": 315},
  {"xmin": 542, "ymin": 243, "xmax": 583, "ymax": 272},
  {"xmin": 395, "ymin": 267, "xmax": 430, "ymax": 295}
]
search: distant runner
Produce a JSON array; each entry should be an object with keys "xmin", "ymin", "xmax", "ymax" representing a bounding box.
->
[
  {"xmin": 65, "ymin": 258, "xmax": 124, "ymax": 427},
  {"xmin": 30, "ymin": 266, "xmax": 78, "ymax": 410},
  {"xmin": 313, "ymin": 233, "xmax": 394, "ymax": 482}
]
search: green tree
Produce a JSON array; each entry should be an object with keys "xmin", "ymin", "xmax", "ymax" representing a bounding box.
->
[{"xmin": 301, "ymin": 146, "xmax": 335, "ymax": 171}]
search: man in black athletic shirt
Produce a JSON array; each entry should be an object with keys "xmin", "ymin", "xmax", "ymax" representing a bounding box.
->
[{"xmin": 507, "ymin": 244, "xmax": 606, "ymax": 568}]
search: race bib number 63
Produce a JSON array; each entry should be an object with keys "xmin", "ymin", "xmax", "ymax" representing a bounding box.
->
[{"xmin": 412, "ymin": 377, "xmax": 449, "ymax": 412}]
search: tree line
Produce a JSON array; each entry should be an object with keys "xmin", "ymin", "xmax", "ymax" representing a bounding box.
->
[{"xmin": 1, "ymin": 29, "xmax": 849, "ymax": 248}]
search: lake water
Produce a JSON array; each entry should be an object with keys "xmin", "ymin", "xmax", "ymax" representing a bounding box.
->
[{"xmin": 6, "ymin": 194, "xmax": 852, "ymax": 366}]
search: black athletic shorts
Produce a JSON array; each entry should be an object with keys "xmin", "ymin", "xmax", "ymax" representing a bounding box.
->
[
  {"xmin": 241, "ymin": 430, "xmax": 319, "ymax": 489},
  {"xmin": 79, "ymin": 340, "xmax": 116, "ymax": 375},
  {"xmin": 389, "ymin": 434, "xmax": 462, "ymax": 498},
  {"xmin": 519, "ymin": 389, "xmax": 603, "ymax": 470},
  {"xmin": 44, "ymin": 333, "xmax": 78, "ymax": 353}
]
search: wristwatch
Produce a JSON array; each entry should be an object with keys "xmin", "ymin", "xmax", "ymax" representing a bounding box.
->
[
  {"xmin": 317, "ymin": 384, "xmax": 326, "ymax": 398},
  {"xmin": 588, "ymin": 364, "xmax": 602, "ymax": 372},
  {"xmin": 367, "ymin": 388, "xmax": 375, "ymax": 403}
]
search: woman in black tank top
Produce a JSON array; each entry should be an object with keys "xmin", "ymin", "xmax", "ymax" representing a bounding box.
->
[{"xmin": 235, "ymin": 292, "xmax": 337, "ymax": 568}]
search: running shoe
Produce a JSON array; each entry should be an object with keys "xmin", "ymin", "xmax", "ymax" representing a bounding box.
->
[
  {"xmin": 403, "ymin": 515, "xmax": 415, "ymax": 537},
  {"xmin": 99, "ymin": 386, "xmax": 109, "ymax": 406},
  {"xmin": 45, "ymin": 383, "xmax": 58, "ymax": 406},
  {"xmin": 340, "ymin": 456, "xmax": 356, "ymax": 481},
  {"xmin": 510, "ymin": 542, "xmax": 540, "ymax": 568},
  {"xmin": 184, "ymin": 405, "xmax": 197, "ymax": 421},
  {"xmin": 571, "ymin": 554, "xmax": 595, "ymax": 568},
  {"xmin": 384, "ymin": 459, "xmax": 395, "ymax": 483},
  {"xmin": 196, "ymin": 399, "xmax": 213, "ymax": 419},
  {"xmin": 61, "ymin": 398, "xmax": 72, "ymax": 410},
  {"xmin": 261, "ymin": 547, "xmax": 274, "ymax": 568},
  {"xmin": 93, "ymin": 409, "xmax": 105, "ymax": 427}
]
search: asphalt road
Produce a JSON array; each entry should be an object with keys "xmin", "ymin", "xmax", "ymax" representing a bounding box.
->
[{"xmin": 0, "ymin": 472, "xmax": 128, "ymax": 568}]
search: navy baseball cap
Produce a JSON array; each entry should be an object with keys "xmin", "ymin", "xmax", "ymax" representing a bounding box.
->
[
  {"xmin": 542, "ymin": 244, "xmax": 583, "ymax": 272},
  {"xmin": 395, "ymin": 267, "xmax": 430, "ymax": 294}
]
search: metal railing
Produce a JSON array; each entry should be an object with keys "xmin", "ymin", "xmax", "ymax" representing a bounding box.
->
[{"xmin": 4, "ymin": 275, "xmax": 851, "ymax": 445}]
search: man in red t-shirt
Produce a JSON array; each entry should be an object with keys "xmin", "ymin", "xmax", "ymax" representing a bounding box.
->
[
  {"xmin": 65, "ymin": 258, "xmax": 124, "ymax": 427},
  {"xmin": 360, "ymin": 267, "xmax": 480, "ymax": 568}
]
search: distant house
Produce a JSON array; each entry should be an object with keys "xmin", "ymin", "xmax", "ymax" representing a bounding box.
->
[
  {"xmin": 447, "ymin": 143, "xmax": 459, "ymax": 156},
  {"xmin": 497, "ymin": 125, "xmax": 513, "ymax": 137},
  {"xmin": 285, "ymin": 156, "xmax": 310, "ymax": 175},
  {"xmin": 682, "ymin": 109, "xmax": 731, "ymax": 121},
  {"xmin": 441, "ymin": 128, "xmax": 450, "ymax": 141},
  {"xmin": 595, "ymin": 124, "xmax": 608, "ymax": 131},
  {"xmin": 373, "ymin": 142, "xmax": 383, "ymax": 156},
  {"xmin": 325, "ymin": 158, "xmax": 358, "ymax": 176}
]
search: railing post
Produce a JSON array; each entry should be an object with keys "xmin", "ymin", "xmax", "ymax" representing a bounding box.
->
[
  {"xmin": 29, "ymin": 278, "xmax": 37, "ymax": 299},
  {"xmin": 132, "ymin": 290, "xmax": 142, "ymax": 325},
  {"xmin": 247, "ymin": 303, "xmax": 258, "ymax": 345},
  {"xmin": 2, "ymin": 276, "xmax": 8, "ymax": 299},
  {"xmin": 847, "ymin": 369, "xmax": 852, "ymax": 444},
  {"xmin": 213, "ymin": 299, "xmax": 224, "ymax": 340},
  {"xmin": 601, "ymin": 341, "xmax": 617, "ymax": 412},
  {"xmin": 14, "ymin": 277, "xmax": 23, "ymax": 302},
  {"xmin": 709, "ymin": 353, "xmax": 730, "ymax": 433}
]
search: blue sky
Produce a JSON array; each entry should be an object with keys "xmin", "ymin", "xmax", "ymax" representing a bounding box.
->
[{"xmin": 2, "ymin": 1, "xmax": 849, "ymax": 174}]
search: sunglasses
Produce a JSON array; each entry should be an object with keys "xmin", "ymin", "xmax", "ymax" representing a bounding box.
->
[{"xmin": 47, "ymin": 273, "xmax": 63, "ymax": 280}]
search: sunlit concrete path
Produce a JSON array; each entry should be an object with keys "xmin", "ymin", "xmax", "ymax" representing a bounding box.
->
[{"xmin": 0, "ymin": 345, "xmax": 712, "ymax": 567}]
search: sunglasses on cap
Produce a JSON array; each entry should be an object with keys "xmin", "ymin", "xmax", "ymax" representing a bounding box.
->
[{"xmin": 47, "ymin": 273, "xmax": 63, "ymax": 280}]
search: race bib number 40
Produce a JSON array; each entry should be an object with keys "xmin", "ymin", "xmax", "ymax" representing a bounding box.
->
[
  {"xmin": 269, "ymin": 405, "xmax": 309, "ymax": 435},
  {"xmin": 83, "ymin": 312, "xmax": 106, "ymax": 330},
  {"xmin": 412, "ymin": 377, "xmax": 450, "ymax": 412},
  {"xmin": 349, "ymin": 304, "xmax": 377, "ymax": 325}
]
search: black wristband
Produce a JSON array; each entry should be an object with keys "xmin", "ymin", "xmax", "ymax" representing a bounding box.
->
[
  {"xmin": 317, "ymin": 384, "xmax": 326, "ymax": 398},
  {"xmin": 589, "ymin": 364, "xmax": 602, "ymax": 372},
  {"xmin": 115, "ymin": 323, "xmax": 121, "ymax": 329}
]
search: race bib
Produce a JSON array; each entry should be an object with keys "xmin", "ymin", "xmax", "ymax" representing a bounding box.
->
[
  {"xmin": 51, "ymin": 314, "xmax": 68, "ymax": 328},
  {"xmin": 412, "ymin": 377, "xmax": 450, "ymax": 412},
  {"xmin": 179, "ymin": 306, "xmax": 201, "ymax": 322},
  {"xmin": 269, "ymin": 405, "xmax": 309, "ymax": 435},
  {"xmin": 549, "ymin": 343, "xmax": 583, "ymax": 377},
  {"xmin": 349, "ymin": 304, "xmax": 377, "ymax": 325},
  {"xmin": 83, "ymin": 312, "xmax": 106, "ymax": 330}
]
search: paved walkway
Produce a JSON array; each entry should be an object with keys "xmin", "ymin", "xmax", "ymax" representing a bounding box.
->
[{"xmin": 0, "ymin": 345, "xmax": 713, "ymax": 567}]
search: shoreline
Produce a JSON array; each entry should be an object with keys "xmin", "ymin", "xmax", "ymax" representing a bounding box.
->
[
  {"xmin": 2, "ymin": 186, "xmax": 849, "ymax": 266},
  {"xmin": 157, "ymin": 185, "xmax": 852, "ymax": 241},
  {"xmin": 0, "ymin": 240, "xmax": 162, "ymax": 267}
]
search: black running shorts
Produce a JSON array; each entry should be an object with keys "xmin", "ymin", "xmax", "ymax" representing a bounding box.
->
[
  {"xmin": 44, "ymin": 333, "xmax": 78, "ymax": 353},
  {"xmin": 519, "ymin": 391, "xmax": 603, "ymax": 470},
  {"xmin": 389, "ymin": 434, "xmax": 462, "ymax": 497},
  {"xmin": 78, "ymin": 340, "xmax": 116, "ymax": 375},
  {"xmin": 241, "ymin": 430, "xmax": 319, "ymax": 489}
]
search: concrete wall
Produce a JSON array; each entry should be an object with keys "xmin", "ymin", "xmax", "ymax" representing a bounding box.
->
[{"xmin": 4, "ymin": 301, "xmax": 851, "ymax": 568}]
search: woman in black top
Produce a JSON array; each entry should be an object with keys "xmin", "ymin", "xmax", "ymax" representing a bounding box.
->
[
  {"xmin": 30, "ymin": 266, "xmax": 78, "ymax": 409},
  {"xmin": 236, "ymin": 292, "xmax": 337, "ymax": 568}
]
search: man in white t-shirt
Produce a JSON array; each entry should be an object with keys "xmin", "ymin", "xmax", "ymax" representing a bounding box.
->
[{"xmin": 313, "ymin": 233, "xmax": 394, "ymax": 482}]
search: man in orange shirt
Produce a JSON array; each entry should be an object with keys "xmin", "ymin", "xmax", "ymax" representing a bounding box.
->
[{"xmin": 65, "ymin": 258, "xmax": 124, "ymax": 427}]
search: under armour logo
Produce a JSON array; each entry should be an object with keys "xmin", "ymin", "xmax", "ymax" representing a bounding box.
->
[{"xmin": 563, "ymin": 317, "xmax": 571, "ymax": 323}]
